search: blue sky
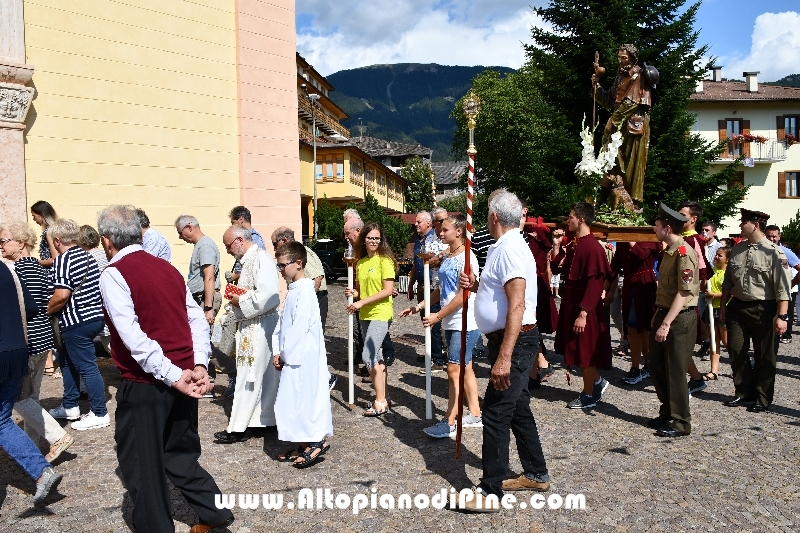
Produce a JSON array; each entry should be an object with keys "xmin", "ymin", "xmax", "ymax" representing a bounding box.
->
[{"xmin": 296, "ymin": 0, "xmax": 800, "ymax": 81}]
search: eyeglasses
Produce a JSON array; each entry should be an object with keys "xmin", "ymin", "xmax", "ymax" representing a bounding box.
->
[
  {"xmin": 177, "ymin": 224, "xmax": 190, "ymax": 235},
  {"xmin": 434, "ymin": 218, "xmax": 447, "ymax": 224},
  {"xmin": 0, "ymin": 238, "xmax": 11, "ymax": 246},
  {"xmin": 272, "ymin": 239, "xmax": 285, "ymax": 248},
  {"xmin": 277, "ymin": 261, "xmax": 297, "ymax": 270},
  {"xmin": 223, "ymin": 236, "xmax": 241, "ymax": 250},
  {"xmin": 365, "ymin": 237, "xmax": 381, "ymax": 242}
]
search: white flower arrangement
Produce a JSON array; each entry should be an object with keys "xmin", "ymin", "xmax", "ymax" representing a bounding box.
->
[{"xmin": 575, "ymin": 116, "xmax": 623, "ymax": 202}]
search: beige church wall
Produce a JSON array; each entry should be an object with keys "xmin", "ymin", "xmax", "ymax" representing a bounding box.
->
[
  {"xmin": 234, "ymin": 0, "xmax": 301, "ymax": 247},
  {"xmin": 23, "ymin": 0, "xmax": 241, "ymax": 271}
]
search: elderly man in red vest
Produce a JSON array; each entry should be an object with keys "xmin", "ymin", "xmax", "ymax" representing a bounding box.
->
[{"xmin": 97, "ymin": 205, "xmax": 234, "ymax": 533}]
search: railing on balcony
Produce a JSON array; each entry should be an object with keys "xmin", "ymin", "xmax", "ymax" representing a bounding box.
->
[
  {"xmin": 716, "ymin": 137, "xmax": 788, "ymax": 163},
  {"xmin": 298, "ymin": 95, "xmax": 351, "ymax": 139}
]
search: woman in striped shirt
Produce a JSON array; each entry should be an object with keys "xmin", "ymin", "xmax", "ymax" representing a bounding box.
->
[
  {"xmin": 0, "ymin": 222, "xmax": 74, "ymax": 462},
  {"xmin": 46, "ymin": 219, "xmax": 109, "ymax": 431},
  {"xmin": 30, "ymin": 201, "xmax": 60, "ymax": 377}
]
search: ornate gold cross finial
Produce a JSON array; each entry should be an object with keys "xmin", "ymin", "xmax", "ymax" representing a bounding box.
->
[
  {"xmin": 463, "ymin": 89, "xmax": 481, "ymax": 129},
  {"xmin": 463, "ymin": 89, "xmax": 480, "ymax": 154}
]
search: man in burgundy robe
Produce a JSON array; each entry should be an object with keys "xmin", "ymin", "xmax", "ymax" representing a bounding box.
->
[
  {"xmin": 525, "ymin": 218, "xmax": 559, "ymax": 386},
  {"xmin": 553, "ymin": 203, "xmax": 613, "ymax": 409}
]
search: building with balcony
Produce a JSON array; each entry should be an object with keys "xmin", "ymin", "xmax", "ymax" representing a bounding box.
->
[
  {"xmin": 689, "ymin": 68, "xmax": 800, "ymax": 229},
  {"xmin": 297, "ymin": 55, "xmax": 407, "ymax": 239}
]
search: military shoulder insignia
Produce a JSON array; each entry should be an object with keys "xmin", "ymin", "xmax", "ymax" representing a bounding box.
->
[
  {"xmin": 678, "ymin": 245, "xmax": 687, "ymax": 257},
  {"xmin": 682, "ymin": 269, "xmax": 694, "ymax": 283}
]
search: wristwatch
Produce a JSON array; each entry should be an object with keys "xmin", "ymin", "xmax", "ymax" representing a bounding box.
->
[
  {"xmin": 777, "ymin": 314, "xmax": 789, "ymax": 321},
  {"xmin": 203, "ymin": 305, "xmax": 214, "ymax": 312}
]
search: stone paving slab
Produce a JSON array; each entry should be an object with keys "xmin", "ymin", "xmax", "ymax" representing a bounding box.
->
[{"xmin": 2, "ymin": 281, "xmax": 799, "ymax": 532}]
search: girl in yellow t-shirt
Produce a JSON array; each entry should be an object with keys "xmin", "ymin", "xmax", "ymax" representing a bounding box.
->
[
  {"xmin": 344, "ymin": 223, "xmax": 396, "ymax": 416},
  {"xmin": 703, "ymin": 246, "xmax": 731, "ymax": 381}
]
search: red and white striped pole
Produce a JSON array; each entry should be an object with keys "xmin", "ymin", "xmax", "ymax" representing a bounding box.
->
[{"xmin": 457, "ymin": 90, "xmax": 480, "ymax": 458}]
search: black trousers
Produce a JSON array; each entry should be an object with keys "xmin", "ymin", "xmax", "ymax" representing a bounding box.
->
[
  {"xmin": 648, "ymin": 309, "xmax": 696, "ymax": 434},
  {"xmin": 479, "ymin": 328, "xmax": 549, "ymax": 496},
  {"xmin": 115, "ymin": 379, "xmax": 233, "ymax": 533},
  {"xmin": 317, "ymin": 290, "xmax": 329, "ymax": 334},
  {"xmin": 726, "ymin": 299, "xmax": 778, "ymax": 407}
]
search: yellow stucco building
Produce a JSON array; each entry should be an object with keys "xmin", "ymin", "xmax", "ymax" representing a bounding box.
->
[
  {"xmin": 296, "ymin": 54, "xmax": 407, "ymax": 239},
  {"xmin": 1, "ymin": 0, "xmax": 300, "ymax": 271}
]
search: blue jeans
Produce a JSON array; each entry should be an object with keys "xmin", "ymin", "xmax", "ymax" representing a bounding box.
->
[
  {"xmin": 416, "ymin": 284, "xmax": 444, "ymax": 365},
  {"xmin": 60, "ymin": 319, "xmax": 107, "ymax": 416},
  {"xmin": 0, "ymin": 375, "xmax": 50, "ymax": 480},
  {"xmin": 444, "ymin": 329, "xmax": 480, "ymax": 365}
]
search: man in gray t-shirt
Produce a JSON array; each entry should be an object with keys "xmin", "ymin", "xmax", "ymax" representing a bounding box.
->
[{"xmin": 175, "ymin": 215, "xmax": 220, "ymax": 326}]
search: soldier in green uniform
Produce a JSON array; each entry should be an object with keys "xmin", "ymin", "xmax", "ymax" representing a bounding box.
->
[
  {"xmin": 647, "ymin": 203, "xmax": 700, "ymax": 437},
  {"xmin": 719, "ymin": 209, "xmax": 790, "ymax": 412}
]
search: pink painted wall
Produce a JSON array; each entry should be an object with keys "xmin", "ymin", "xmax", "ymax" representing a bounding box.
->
[{"xmin": 234, "ymin": 0, "xmax": 301, "ymax": 245}]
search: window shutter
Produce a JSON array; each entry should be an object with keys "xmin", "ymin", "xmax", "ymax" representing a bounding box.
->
[
  {"xmin": 742, "ymin": 120, "xmax": 751, "ymax": 157},
  {"xmin": 718, "ymin": 120, "xmax": 727, "ymax": 157},
  {"xmin": 778, "ymin": 172, "xmax": 787, "ymax": 198},
  {"xmin": 777, "ymin": 116, "xmax": 785, "ymax": 141}
]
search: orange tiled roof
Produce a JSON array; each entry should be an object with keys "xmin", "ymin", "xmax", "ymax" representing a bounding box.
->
[{"xmin": 690, "ymin": 80, "xmax": 800, "ymax": 102}]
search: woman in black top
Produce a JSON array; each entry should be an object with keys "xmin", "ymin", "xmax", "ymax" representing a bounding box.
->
[
  {"xmin": 1, "ymin": 222, "xmax": 73, "ymax": 462},
  {"xmin": 30, "ymin": 200, "xmax": 58, "ymax": 270},
  {"xmin": 0, "ymin": 261, "xmax": 64, "ymax": 504}
]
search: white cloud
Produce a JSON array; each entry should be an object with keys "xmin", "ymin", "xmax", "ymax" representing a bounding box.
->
[
  {"xmin": 296, "ymin": 0, "xmax": 549, "ymax": 75},
  {"xmin": 718, "ymin": 11, "xmax": 800, "ymax": 81}
]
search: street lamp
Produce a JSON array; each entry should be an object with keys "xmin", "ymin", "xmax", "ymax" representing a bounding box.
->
[{"xmin": 301, "ymin": 83, "xmax": 321, "ymax": 240}]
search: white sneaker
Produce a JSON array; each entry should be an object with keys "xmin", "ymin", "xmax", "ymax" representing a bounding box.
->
[
  {"xmin": 49, "ymin": 404, "xmax": 80, "ymax": 421},
  {"xmin": 71, "ymin": 412, "xmax": 111, "ymax": 431},
  {"xmin": 461, "ymin": 411, "xmax": 483, "ymax": 428}
]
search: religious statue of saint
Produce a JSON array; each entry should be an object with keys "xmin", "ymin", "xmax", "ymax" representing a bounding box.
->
[{"xmin": 592, "ymin": 44, "xmax": 658, "ymax": 211}]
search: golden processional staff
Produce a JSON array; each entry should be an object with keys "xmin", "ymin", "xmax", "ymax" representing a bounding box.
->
[{"xmin": 456, "ymin": 90, "xmax": 480, "ymax": 458}]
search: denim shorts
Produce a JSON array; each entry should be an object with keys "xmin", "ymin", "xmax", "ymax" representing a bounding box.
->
[{"xmin": 444, "ymin": 329, "xmax": 480, "ymax": 365}]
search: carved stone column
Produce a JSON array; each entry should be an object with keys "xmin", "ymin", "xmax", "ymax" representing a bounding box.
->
[{"xmin": 1, "ymin": 0, "xmax": 35, "ymax": 222}]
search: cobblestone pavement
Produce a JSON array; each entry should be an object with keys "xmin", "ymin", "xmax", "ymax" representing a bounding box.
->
[{"xmin": 2, "ymin": 281, "xmax": 799, "ymax": 532}]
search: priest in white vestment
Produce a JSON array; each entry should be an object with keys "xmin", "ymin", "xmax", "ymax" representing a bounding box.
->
[{"xmin": 214, "ymin": 226, "xmax": 280, "ymax": 443}]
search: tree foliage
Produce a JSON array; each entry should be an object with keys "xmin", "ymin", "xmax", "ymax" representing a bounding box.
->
[
  {"xmin": 347, "ymin": 194, "xmax": 414, "ymax": 258},
  {"xmin": 451, "ymin": 66, "xmax": 580, "ymax": 220},
  {"xmin": 315, "ymin": 196, "xmax": 346, "ymax": 251},
  {"xmin": 780, "ymin": 209, "xmax": 800, "ymax": 251},
  {"xmin": 523, "ymin": 0, "xmax": 746, "ymax": 224},
  {"xmin": 437, "ymin": 192, "xmax": 489, "ymax": 229},
  {"xmin": 402, "ymin": 156, "xmax": 435, "ymax": 214}
]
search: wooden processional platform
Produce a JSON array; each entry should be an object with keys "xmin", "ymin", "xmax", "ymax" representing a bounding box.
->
[{"xmin": 544, "ymin": 222, "xmax": 657, "ymax": 242}]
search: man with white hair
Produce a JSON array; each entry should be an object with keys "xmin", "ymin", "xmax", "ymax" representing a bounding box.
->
[
  {"xmin": 458, "ymin": 190, "xmax": 550, "ymax": 511},
  {"xmin": 98, "ymin": 205, "xmax": 234, "ymax": 533},
  {"xmin": 214, "ymin": 225, "xmax": 281, "ymax": 443},
  {"xmin": 408, "ymin": 210, "xmax": 446, "ymax": 370}
]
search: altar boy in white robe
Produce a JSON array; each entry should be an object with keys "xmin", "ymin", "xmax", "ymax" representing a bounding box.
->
[
  {"xmin": 214, "ymin": 225, "xmax": 281, "ymax": 443},
  {"xmin": 272, "ymin": 242, "xmax": 333, "ymax": 468}
]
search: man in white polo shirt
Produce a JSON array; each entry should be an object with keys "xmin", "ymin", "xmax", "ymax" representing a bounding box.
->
[{"xmin": 458, "ymin": 190, "xmax": 550, "ymax": 512}]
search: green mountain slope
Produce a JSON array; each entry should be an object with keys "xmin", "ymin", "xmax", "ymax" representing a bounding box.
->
[
  {"xmin": 764, "ymin": 73, "xmax": 800, "ymax": 87},
  {"xmin": 327, "ymin": 63, "xmax": 514, "ymax": 161}
]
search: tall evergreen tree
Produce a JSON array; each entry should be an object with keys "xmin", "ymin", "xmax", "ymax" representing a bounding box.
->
[{"xmin": 526, "ymin": 0, "xmax": 745, "ymax": 224}]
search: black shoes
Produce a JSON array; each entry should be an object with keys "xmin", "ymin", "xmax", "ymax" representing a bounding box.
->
[
  {"xmin": 213, "ymin": 429, "xmax": 252, "ymax": 443},
  {"xmin": 748, "ymin": 403, "xmax": 769, "ymax": 413},
  {"xmin": 647, "ymin": 414, "xmax": 670, "ymax": 428},
  {"xmin": 656, "ymin": 427, "xmax": 689, "ymax": 438},
  {"xmin": 724, "ymin": 396, "xmax": 754, "ymax": 407}
]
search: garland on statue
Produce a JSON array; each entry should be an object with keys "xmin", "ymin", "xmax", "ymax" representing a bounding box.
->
[{"xmin": 575, "ymin": 115, "xmax": 623, "ymax": 203}]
